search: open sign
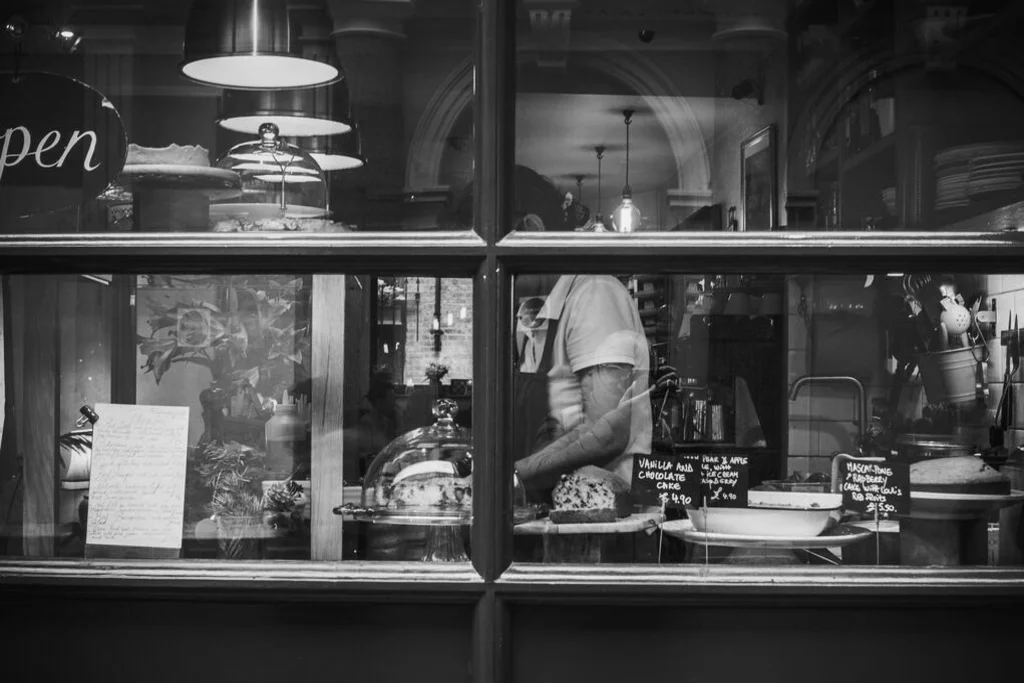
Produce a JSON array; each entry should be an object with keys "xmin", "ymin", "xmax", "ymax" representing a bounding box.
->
[{"xmin": 0, "ymin": 72, "xmax": 127, "ymax": 222}]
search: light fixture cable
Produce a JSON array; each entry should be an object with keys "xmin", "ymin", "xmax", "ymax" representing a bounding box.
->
[
  {"xmin": 613, "ymin": 109, "xmax": 642, "ymax": 233},
  {"xmin": 623, "ymin": 108, "xmax": 633, "ymax": 196}
]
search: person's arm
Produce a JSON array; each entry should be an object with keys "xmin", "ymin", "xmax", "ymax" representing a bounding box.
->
[
  {"xmin": 516, "ymin": 276, "xmax": 649, "ymax": 492},
  {"xmin": 515, "ymin": 362, "xmax": 635, "ymax": 492}
]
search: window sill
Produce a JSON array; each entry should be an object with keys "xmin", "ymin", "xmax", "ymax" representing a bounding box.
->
[
  {"xmin": 6, "ymin": 558, "xmax": 1024, "ymax": 602},
  {"xmin": 0, "ymin": 559, "xmax": 483, "ymax": 598},
  {"xmin": 497, "ymin": 564, "xmax": 1024, "ymax": 600}
]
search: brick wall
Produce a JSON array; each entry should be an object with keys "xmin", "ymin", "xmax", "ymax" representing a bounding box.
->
[{"xmin": 403, "ymin": 277, "xmax": 474, "ymax": 386}]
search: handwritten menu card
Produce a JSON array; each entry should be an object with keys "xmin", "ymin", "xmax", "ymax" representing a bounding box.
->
[
  {"xmin": 85, "ymin": 404, "xmax": 190, "ymax": 559},
  {"xmin": 699, "ymin": 455, "xmax": 749, "ymax": 508},
  {"xmin": 840, "ymin": 460, "xmax": 910, "ymax": 516},
  {"xmin": 631, "ymin": 454, "xmax": 701, "ymax": 508}
]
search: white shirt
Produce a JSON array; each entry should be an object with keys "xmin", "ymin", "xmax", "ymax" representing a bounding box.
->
[{"xmin": 518, "ymin": 275, "xmax": 652, "ymax": 484}]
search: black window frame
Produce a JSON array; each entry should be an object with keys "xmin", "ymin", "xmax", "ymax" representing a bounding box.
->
[{"xmin": 3, "ymin": 2, "xmax": 1024, "ymax": 681}]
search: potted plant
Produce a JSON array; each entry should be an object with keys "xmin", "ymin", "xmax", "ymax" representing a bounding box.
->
[
  {"xmin": 425, "ymin": 362, "xmax": 449, "ymax": 397},
  {"xmin": 136, "ymin": 276, "xmax": 311, "ymax": 446},
  {"xmin": 261, "ymin": 480, "xmax": 306, "ymax": 534},
  {"xmin": 192, "ymin": 440, "xmax": 272, "ymax": 559}
]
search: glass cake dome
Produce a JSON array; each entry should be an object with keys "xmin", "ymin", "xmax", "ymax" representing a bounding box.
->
[
  {"xmin": 212, "ymin": 122, "xmax": 327, "ymax": 225},
  {"xmin": 360, "ymin": 399, "xmax": 531, "ymax": 524}
]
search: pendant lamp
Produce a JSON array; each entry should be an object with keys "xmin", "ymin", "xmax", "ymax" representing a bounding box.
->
[
  {"xmin": 306, "ymin": 127, "xmax": 366, "ymax": 171},
  {"xmin": 612, "ymin": 109, "xmax": 642, "ymax": 233},
  {"xmin": 218, "ymin": 81, "xmax": 352, "ymax": 136},
  {"xmin": 218, "ymin": 35, "xmax": 352, "ymax": 135},
  {"xmin": 594, "ymin": 145, "xmax": 607, "ymax": 229},
  {"xmin": 180, "ymin": 0, "xmax": 339, "ymax": 90},
  {"xmin": 568, "ymin": 174, "xmax": 591, "ymax": 230}
]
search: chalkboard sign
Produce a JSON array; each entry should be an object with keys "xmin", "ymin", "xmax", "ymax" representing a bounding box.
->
[
  {"xmin": 631, "ymin": 453, "xmax": 701, "ymax": 508},
  {"xmin": 840, "ymin": 460, "xmax": 910, "ymax": 516},
  {"xmin": 699, "ymin": 454, "xmax": 749, "ymax": 507},
  {"xmin": 0, "ymin": 71, "xmax": 127, "ymax": 220}
]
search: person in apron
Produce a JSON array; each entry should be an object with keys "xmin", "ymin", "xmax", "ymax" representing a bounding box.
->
[{"xmin": 512, "ymin": 274, "xmax": 652, "ymax": 503}]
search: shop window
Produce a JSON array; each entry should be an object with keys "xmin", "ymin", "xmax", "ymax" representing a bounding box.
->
[
  {"xmin": 511, "ymin": 271, "xmax": 1024, "ymax": 568},
  {"xmin": 0, "ymin": 273, "xmax": 475, "ymax": 563},
  {"xmin": 0, "ymin": 1, "xmax": 477, "ymax": 234},
  {"xmin": 511, "ymin": 0, "xmax": 1024, "ymax": 235}
]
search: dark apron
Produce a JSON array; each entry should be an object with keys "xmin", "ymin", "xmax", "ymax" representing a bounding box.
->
[{"xmin": 513, "ymin": 313, "xmax": 562, "ymax": 466}]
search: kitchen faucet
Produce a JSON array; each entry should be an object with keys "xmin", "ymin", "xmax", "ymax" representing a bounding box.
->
[{"xmin": 788, "ymin": 375, "xmax": 867, "ymax": 446}]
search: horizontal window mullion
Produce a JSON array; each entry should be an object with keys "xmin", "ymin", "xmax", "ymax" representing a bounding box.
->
[
  {"xmin": 0, "ymin": 232, "xmax": 491, "ymax": 275},
  {"xmin": 496, "ymin": 230, "xmax": 1024, "ymax": 274}
]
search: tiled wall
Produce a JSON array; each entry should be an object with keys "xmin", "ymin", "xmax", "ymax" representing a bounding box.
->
[
  {"xmin": 984, "ymin": 275, "xmax": 1024, "ymax": 451},
  {"xmin": 785, "ymin": 274, "xmax": 1024, "ymax": 476}
]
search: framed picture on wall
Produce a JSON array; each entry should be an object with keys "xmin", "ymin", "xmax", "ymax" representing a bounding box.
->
[{"xmin": 740, "ymin": 125, "xmax": 777, "ymax": 231}]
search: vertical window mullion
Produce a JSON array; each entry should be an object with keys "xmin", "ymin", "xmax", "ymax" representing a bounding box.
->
[{"xmin": 473, "ymin": 0, "xmax": 516, "ymax": 584}]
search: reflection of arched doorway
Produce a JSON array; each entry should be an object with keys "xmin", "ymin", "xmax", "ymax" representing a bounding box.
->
[
  {"xmin": 407, "ymin": 35, "xmax": 713, "ymax": 222},
  {"xmin": 790, "ymin": 49, "xmax": 1024, "ymax": 231}
]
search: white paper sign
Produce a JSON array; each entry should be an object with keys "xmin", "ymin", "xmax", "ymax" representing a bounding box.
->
[{"xmin": 86, "ymin": 403, "xmax": 190, "ymax": 550}]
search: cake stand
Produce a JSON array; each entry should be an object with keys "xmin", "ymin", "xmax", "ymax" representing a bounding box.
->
[
  {"xmin": 514, "ymin": 511, "xmax": 665, "ymax": 564},
  {"xmin": 210, "ymin": 202, "xmax": 327, "ymax": 219},
  {"xmin": 117, "ymin": 165, "xmax": 243, "ymax": 231},
  {"xmin": 119, "ymin": 165, "xmax": 244, "ymax": 198},
  {"xmin": 898, "ymin": 489, "xmax": 1024, "ymax": 566},
  {"xmin": 333, "ymin": 504, "xmax": 472, "ymax": 562},
  {"xmin": 661, "ymin": 519, "xmax": 873, "ymax": 565},
  {"xmin": 660, "ymin": 519, "xmax": 873, "ymax": 549}
]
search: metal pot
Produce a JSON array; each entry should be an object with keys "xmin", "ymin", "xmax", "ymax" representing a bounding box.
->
[{"xmin": 894, "ymin": 434, "xmax": 973, "ymax": 463}]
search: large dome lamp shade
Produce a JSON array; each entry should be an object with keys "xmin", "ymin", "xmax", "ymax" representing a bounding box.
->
[
  {"xmin": 180, "ymin": 0, "xmax": 339, "ymax": 90},
  {"xmin": 218, "ymin": 78, "xmax": 353, "ymax": 136},
  {"xmin": 306, "ymin": 127, "xmax": 366, "ymax": 171}
]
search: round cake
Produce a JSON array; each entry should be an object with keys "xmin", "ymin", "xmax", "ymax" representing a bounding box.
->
[
  {"xmin": 910, "ymin": 456, "xmax": 1010, "ymax": 495},
  {"xmin": 125, "ymin": 143, "xmax": 210, "ymax": 167},
  {"xmin": 378, "ymin": 475, "xmax": 472, "ymax": 511}
]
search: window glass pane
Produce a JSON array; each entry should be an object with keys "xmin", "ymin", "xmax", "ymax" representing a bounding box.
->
[
  {"xmin": 0, "ymin": 1, "xmax": 476, "ymax": 233},
  {"xmin": 511, "ymin": 271, "xmax": 1024, "ymax": 568},
  {"xmin": 512, "ymin": 1, "xmax": 1024, "ymax": 234},
  {"xmin": 0, "ymin": 273, "xmax": 474, "ymax": 562}
]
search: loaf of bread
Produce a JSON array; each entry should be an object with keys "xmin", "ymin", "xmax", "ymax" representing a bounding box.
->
[
  {"xmin": 549, "ymin": 466, "xmax": 632, "ymax": 523},
  {"xmin": 910, "ymin": 456, "xmax": 1010, "ymax": 495}
]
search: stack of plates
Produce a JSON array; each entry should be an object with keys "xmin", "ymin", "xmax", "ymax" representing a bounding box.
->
[
  {"xmin": 967, "ymin": 150, "xmax": 1024, "ymax": 198},
  {"xmin": 881, "ymin": 186, "xmax": 897, "ymax": 215},
  {"xmin": 934, "ymin": 142, "xmax": 1024, "ymax": 210},
  {"xmin": 933, "ymin": 144, "xmax": 982, "ymax": 211},
  {"xmin": 935, "ymin": 170, "xmax": 970, "ymax": 210}
]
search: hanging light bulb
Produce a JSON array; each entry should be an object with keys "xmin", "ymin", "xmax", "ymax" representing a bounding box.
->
[
  {"xmin": 593, "ymin": 145, "xmax": 607, "ymax": 230},
  {"xmin": 612, "ymin": 109, "xmax": 642, "ymax": 233}
]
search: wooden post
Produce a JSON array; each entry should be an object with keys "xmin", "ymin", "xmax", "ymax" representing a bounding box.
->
[
  {"xmin": 21, "ymin": 276, "xmax": 60, "ymax": 556},
  {"xmin": 311, "ymin": 275, "xmax": 346, "ymax": 560}
]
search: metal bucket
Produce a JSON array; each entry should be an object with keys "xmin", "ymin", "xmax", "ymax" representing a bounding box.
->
[{"xmin": 917, "ymin": 345, "xmax": 985, "ymax": 405}]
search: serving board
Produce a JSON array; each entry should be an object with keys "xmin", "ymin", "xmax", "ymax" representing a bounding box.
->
[{"xmin": 514, "ymin": 511, "xmax": 664, "ymax": 535}]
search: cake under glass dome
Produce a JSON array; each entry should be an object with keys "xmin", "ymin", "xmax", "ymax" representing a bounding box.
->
[
  {"xmin": 212, "ymin": 122, "xmax": 327, "ymax": 226},
  {"xmin": 358, "ymin": 399, "xmax": 532, "ymax": 526}
]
